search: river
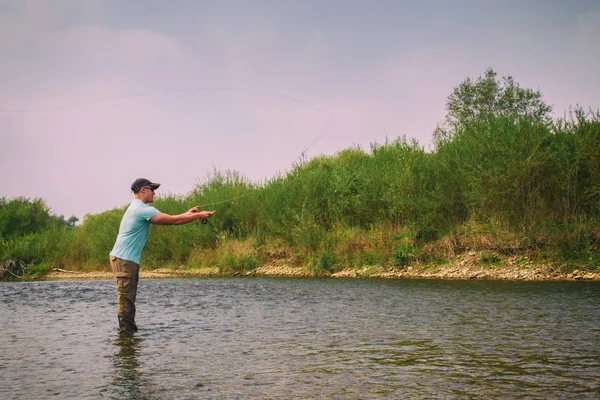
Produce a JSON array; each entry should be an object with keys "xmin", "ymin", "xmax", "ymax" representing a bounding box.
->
[{"xmin": 1, "ymin": 278, "xmax": 599, "ymax": 399}]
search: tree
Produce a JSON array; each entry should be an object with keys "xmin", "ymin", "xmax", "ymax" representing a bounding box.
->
[
  {"xmin": 434, "ymin": 67, "xmax": 553, "ymax": 145},
  {"xmin": 0, "ymin": 197, "xmax": 53, "ymax": 240},
  {"xmin": 66, "ymin": 215, "xmax": 79, "ymax": 227}
]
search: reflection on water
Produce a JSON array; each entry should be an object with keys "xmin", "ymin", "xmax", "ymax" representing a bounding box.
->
[
  {"xmin": 111, "ymin": 334, "xmax": 146, "ymax": 400},
  {"xmin": 0, "ymin": 278, "xmax": 599, "ymax": 399}
]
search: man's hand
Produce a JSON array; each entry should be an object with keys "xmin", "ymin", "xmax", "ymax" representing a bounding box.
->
[
  {"xmin": 189, "ymin": 206, "xmax": 214, "ymax": 220},
  {"xmin": 189, "ymin": 206, "xmax": 215, "ymax": 221},
  {"xmin": 196, "ymin": 210, "xmax": 215, "ymax": 220}
]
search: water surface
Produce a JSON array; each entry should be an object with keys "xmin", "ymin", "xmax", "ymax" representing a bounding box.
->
[{"xmin": 1, "ymin": 278, "xmax": 599, "ymax": 399}]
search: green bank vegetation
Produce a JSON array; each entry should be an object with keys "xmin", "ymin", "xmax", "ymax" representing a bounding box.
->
[{"xmin": 2, "ymin": 68, "xmax": 599, "ymax": 279}]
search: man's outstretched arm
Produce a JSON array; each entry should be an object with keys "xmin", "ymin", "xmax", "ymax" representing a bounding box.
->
[{"xmin": 150, "ymin": 207, "xmax": 215, "ymax": 226}]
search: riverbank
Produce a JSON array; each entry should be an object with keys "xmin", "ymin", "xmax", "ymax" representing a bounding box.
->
[{"xmin": 43, "ymin": 252, "xmax": 600, "ymax": 281}]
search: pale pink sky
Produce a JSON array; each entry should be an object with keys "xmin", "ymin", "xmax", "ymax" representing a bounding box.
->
[{"xmin": 1, "ymin": 0, "xmax": 599, "ymax": 219}]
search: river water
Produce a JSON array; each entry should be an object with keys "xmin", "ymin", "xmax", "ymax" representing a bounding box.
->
[{"xmin": 1, "ymin": 278, "xmax": 599, "ymax": 399}]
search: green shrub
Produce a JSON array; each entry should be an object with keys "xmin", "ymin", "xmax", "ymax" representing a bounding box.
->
[
  {"xmin": 480, "ymin": 252, "xmax": 501, "ymax": 264},
  {"xmin": 219, "ymin": 253, "xmax": 259, "ymax": 275}
]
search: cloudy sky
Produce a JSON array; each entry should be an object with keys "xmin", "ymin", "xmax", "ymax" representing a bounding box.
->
[{"xmin": 1, "ymin": 0, "xmax": 599, "ymax": 220}]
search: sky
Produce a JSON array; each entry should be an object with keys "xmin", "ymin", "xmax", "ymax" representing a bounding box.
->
[{"xmin": 1, "ymin": 0, "xmax": 599, "ymax": 220}]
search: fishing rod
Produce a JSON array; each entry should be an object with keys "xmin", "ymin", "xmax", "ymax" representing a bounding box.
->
[{"xmin": 196, "ymin": 192, "xmax": 254, "ymax": 224}]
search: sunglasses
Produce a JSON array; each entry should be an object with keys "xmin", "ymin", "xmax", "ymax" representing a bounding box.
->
[{"xmin": 144, "ymin": 186, "xmax": 156, "ymax": 193}]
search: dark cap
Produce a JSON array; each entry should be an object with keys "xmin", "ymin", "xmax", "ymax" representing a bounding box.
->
[{"xmin": 131, "ymin": 178, "xmax": 161, "ymax": 193}]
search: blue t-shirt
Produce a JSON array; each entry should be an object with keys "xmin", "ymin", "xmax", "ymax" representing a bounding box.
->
[{"xmin": 110, "ymin": 200, "xmax": 160, "ymax": 264}]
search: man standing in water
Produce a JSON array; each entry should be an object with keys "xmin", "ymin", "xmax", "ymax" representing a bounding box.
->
[{"xmin": 109, "ymin": 178, "xmax": 215, "ymax": 334}]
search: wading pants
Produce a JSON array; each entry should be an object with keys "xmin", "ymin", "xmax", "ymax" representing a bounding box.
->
[{"xmin": 109, "ymin": 256, "xmax": 140, "ymax": 333}]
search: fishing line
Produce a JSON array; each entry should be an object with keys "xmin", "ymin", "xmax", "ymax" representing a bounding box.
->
[
  {"xmin": 8, "ymin": 86, "xmax": 335, "ymax": 216},
  {"xmin": 0, "ymin": 86, "xmax": 326, "ymax": 113},
  {"xmin": 2, "ymin": 86, "xmax": 333, "ymax": 218},
  {"xmin": 0, "ymin": 85, "xmax": 333, "ymax": 153}
]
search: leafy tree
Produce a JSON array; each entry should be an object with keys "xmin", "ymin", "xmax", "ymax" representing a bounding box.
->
[
  {"xmin": 434, "ymin": 67, "xmax": 553, "ymax": 145},
  {"xmin": 66, "ymin": 215, "xmax": 79, "ymax": 227},
  {"xmin": 51, "ymin": 214, "xmax": 80, "ymax": 227},
  {"xmin": 0, "ymin": 197, "xmax": 54, "ymax": 240}
]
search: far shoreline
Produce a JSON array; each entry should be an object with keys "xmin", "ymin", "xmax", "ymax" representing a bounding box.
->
[{"xmin": 42, "ymin": 258, "xmax": 600, "ymax": 282}]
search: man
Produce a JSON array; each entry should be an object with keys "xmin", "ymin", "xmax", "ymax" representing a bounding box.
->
[{"xmin": 109, "ymin": 178, "xmax": 215, "ymax": 334}]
